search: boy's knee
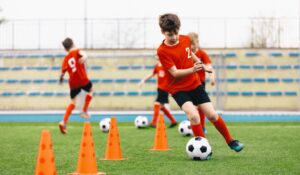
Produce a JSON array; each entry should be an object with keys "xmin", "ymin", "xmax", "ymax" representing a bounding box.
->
[
  {"xmin": 189, "ymin": 113, "xmax": 200, "ymax": 125},
  {"xmin": 207, "ymin": 112, "xmax": 218, "ymax": 122}
]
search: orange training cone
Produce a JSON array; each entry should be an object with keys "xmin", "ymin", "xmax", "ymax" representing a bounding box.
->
[
  {"xmin": 151, "ymin": 114, "xmax": 170, "ymax": 151},
  {"xmin": 69, "ymin": 122, "xmax": 105, "ymax": 175},
  {"xmin": 34, "ymin": 130, "xmax": 57, "ymax": 175},
  {"xmin": 103, "ymin": 117, "xmax": 125, "ymax": 160}
]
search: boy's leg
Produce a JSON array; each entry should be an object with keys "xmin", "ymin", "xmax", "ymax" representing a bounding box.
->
[
  {"xmin": 198, "ymin": 109, "xmax": 206, "ymax": 133},
  {"xmin": 182, "ymin": 101, "xmax": 205, "ymax": 137},
  {"xmin": 59, "ymin": 100, "xmax": 76, "ymax": 134},
  {"xmin": 80, "ymin": 82, "xmax": 93, "ymax": 118},
  {"xmin": 161, "ymin": 104, "xmax": 177, "ymax": 128},
  {"xmin": 198, "ymin": 102, "xmax": 244, "ymax": 152}
]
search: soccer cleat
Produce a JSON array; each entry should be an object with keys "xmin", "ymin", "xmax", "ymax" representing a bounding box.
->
[
  {"xmin": 79, "ymin": 112, "xmax": 90, "ymax": 118},
  {"xmin": 58, "ymin": 121, "xmax": 67, "ymax": 134},
  {"xmin": 168, "ymin": 122, "xmax": 178, "ymax": 128},
  {"xmin": 228, "ymin": 140, "xmax": 244, "ymax": 152}
]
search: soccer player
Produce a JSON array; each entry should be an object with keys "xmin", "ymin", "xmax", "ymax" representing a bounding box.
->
[
  {"xmin": 138, "ymin": 60, "xmax": 177, "ymax": 128},
  {"xmin": 188, "ymin": 32, "xmax": 216, "ymax": 134},
  {"xmin": 157, "ymin": 13, "xmax": 244, "ymax": 152},
  {"xmin": 58, "ymin": 37, "xmax": 93, "ymax": 134}
]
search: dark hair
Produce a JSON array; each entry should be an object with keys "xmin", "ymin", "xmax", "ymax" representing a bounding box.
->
[
  {"xmin": 62, "ymin": 37, "xmax": 74, "ymax": 51},
  {"xmin": 159, "ymin": 13, "xmax": 181, "ymax": 33}
]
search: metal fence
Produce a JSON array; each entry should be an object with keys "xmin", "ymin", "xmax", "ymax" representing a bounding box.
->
[{"xmin": 0, "ymin": 17, "xmax": 299, "ymax": 49}]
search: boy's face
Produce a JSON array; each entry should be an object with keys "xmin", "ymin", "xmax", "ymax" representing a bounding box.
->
[{"xmin": 162, "ymin": 30, "xmax": 179, "ymax": 45}]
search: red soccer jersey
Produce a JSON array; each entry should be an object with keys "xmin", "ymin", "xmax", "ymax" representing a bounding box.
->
[
  {"xmin": 157, "ymin": 35, "xmax": 201, "ymax": 94},
  {"xmin": 61, "ymin": 48, "xmax": 89, "ymax": 90},
  {"xmin": 195, "ymin": 48, "xmax": 212, "ymax": 82},
  {"xmin": 153, "ymin": 62, "xmax": 169, "ymax": 91}
]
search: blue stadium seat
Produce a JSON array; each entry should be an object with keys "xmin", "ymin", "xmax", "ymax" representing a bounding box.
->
[
  {"xmin": 90, "ymin": 79, "xmax": 100, "ymax": 83},
  {"xmin": 117, "ymin": 65, "xmax": 130, "ymax": 70},
  {"xmin": 279, "ymin": 65, "xmax": 292, "ymax": 69},
  {"xmin": 226, "ymin": 65, "xmax": 237, "ymax": 69},
  {"xmin": 240, "ymin": 78, "xmax": 252, "ymax": 83},
  {"xmin": 51, "ymin": 66, "xmax": 61, "ymax": 70},
  {"xmin": 35, "ymin": 66, "xmax": 49, "ymax": 70},
  {"xmin": 239, "ymin": 65, "xmax": 251, "ymax": 69},
  {"xmin": 227, "ymin": 91, "xmax": 239, "ymax": 96},
  {"xmin": 101, "ymin": 79, "xmax": 114, "ymax": 83},
  {"xmin": 42, "ymin": 91, "xmax": 55, "ymax": 96},
  {"xmin": 294, "ymin": 65, "xmax": 300, "ymax": 69},
  {"xmin": 115, "ymin": 78, "xmax": 127, "ymax": 83},
  {"xmin": 141, "ymin": 91, "xmax": 157, "ymax": 96},
  {"xmin": 245, "ymin": 52, "xmax": 259, "ymax": 57},
  {"xmin": 145, "ymin": 65, "xmax": 154, "ymax": 69},
  {"xmin": 1, "ymin": 91, "xmax": 13, "ymax": 97},
  {"xmin": 28, "ymin": 91, "xmax": 41, "ymax": 96},
  {"xmin": 270, "ymin": 91, "xmax": 282, "ymax": 96},
  {"xmin": 217, "ymin": 78, "xmax": 226, "ymax": 83},
  {"xmin": 146, "ymin": 79, "xmax": 156, "ymax": 83},
  {"xmin": 90, "ymin": 66, "xmax": 103, "ymax": 70},
  {"xmin": 211, "ymin": 91, "xmax": 225, "ymax": 96},
  {"xmin": 267, "ymin": 78, "xmax": 279, "ymax": 83},
  {"xmin": 224, "ymin": 52, "xmax": 237, "ymax": 57},
  {"xmin": 43, "ymin": 54, "xmax": 53, "ymax": 58},
  {"xmin": 47, "ymin": 79, "xmax": 58, "ymax": 83},
  {"xmin": 0, "ymin": 79, "xmax": 4, "ymax": 83},
  {"xmin": 55, "ymin": 54, "xmax": 65, "ymax": 58},
  {"xmin": 20, "ymin": 79, "xmax": 32, "ymax": 84},
  {"xmin": 241, "ymin": 91, "xmax": 253, "ymax": 96},
  {"xmin": 33, "ymin": 79, "xmax": 45, "ymax": 84},
  {"xmin": 113, "ymin": 91, "xmax": 126, "ymax": 96},
  {"xmin": 266, "ymin": 65, "xmax": 278, "ymax": 69},
  {"xmin": 11, "ymin": 66, "xmax": 23, "ymax": 71},
  {"xmin": 253, "ymin": 65, "xmax": 265, "ymax": 69},
  {"xmin": 26, "ymin": 66, "xmax": 36, "ymax": 70},
  {"xmin": 270, "ymin": 52, "xmax": 283, "ymax": 57},
  {"xmin": 16, "ymin": 54, "xmax": 27, "ymax": 58},
  {"xmin": 288, "ymin": 52, "xmax": 300, "ymax": 57},
  {"xmin": 281, "ymin": 78, "xmax": 294, "ymax": 83},
  {"xmin": 6, "ymin": 79, "xmax": 18, "ymax": 84},
  {"xmin": 0, "ymin": 67, "xmax": 9, "ymax": 71},
  {"xmin": 131, "ymin": 65, "xmax": 143, "ymax": 70},
  {"xmin": 55, "ymin": 92, "xmax": 68, "ymax": 96},
  {"xmin": 96, "ymin": 91, "xmax": 111, "ymax": 96},
  {"xmin": 14, "ymin": 91, "xmax": 26, "ymax": 96},
  {"xmin": 127, "ymin": 91, "xmax": 140, "ymax": 96},
  {"xmin": 285, "ymin": 91, "xmax": 297, "ymax": 96},
  {"xmin": 254, "ymin": 78, "xmax": 266, "ymax": 83},
  {"xmin": 255, "ymin": 91, "xmax": 268, "ymax": 96},
  {"xmin": 129, "ymin": 78, "xmax": 141, "ymax": 83},
  {"xmin": 226, "ymin": 78, "xmax": 238, "ymax": 83}
]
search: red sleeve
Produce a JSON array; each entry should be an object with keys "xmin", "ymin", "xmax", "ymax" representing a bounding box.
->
[
  {"xmin": 152, "ymin": 64, "xmax": 158, "ymax": 74},
  {"xmin": 157, "ymin": 50, "xmax": 175, "ymax": 70},
  {"xmin": 61, "ymin": 57, "xmax": 68, "ymax": 73},
  {"xmin": 199, "ymin": 49, "xmax": 211, "ymax": 64}
]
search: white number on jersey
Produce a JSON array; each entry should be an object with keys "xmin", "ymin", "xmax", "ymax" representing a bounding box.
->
[
  {"xmin": 68, "ymin": 57, "xmax": 77, "ymax": 73},
  {"xmin": 186, "ymin": 47, "xmax": 192, "ymax": 59}
]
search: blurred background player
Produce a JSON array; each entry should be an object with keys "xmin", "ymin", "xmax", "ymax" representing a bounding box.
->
[
  {"xmin": 157, "ymin": 13, "xmax": 244, "ymax": 152},
  {"xmin": 138, "ymin": 60, "xmax": 177, "ymax": 128},
  {"xmin": 188, "ymin": 32, "xmax": 216, "ymax": 134},
  {"xmin": 58, "ymin": 37, "xmax": 93, "ymax": 134}
]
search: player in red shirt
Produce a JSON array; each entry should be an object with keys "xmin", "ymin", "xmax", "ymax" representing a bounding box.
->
[
  {"xmin": 138, "ymin": 60, "xmax": 177, "ymax": 128},
  {"xmin": 58, "ymin": 37, "xmax": 93, "ymax": 134},
  {"xmin": 157, "ymin": 13, "xmax": 243, "ymax": 152},
  {"xmin": 188, "ymin": 32, "xmax": 216, "ymax": 134}
]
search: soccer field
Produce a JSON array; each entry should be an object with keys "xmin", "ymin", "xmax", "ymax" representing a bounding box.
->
[{"xmin": 0, "ymin": 122, "xmax": 299, "ymax": 175}]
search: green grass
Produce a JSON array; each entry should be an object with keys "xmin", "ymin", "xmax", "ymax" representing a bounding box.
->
[{"xmin": 0, "ymin": 122, "xmax": 300, "ymax": 175}]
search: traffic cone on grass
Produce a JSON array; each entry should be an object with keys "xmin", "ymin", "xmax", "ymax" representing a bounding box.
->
[
  {"xmin": 34, "ymin": 130, "xmax": 57, "ymax": 175},
  {"xmin": 69, "ymin": 122, "xmax": 105, "ymax": 175},
  {"xmin": 151, "ymin": 114, "xmax": 170, "ymax": 151}
]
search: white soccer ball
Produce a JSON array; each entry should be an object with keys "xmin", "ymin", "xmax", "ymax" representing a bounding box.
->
[
  {"xmin": 178, "ymin": 120, "xmax": 193, "ymax": 136},
  {"xmin": 99, "ymin": 118, "xmax": 111, "ymax": 132},
  {"xmin": 134, "ymin": 116, "xmax": 148, "ymax": 128},
  {"xmin": 186, "ymin": 137, "xmax": 212, "ymax": 160}
]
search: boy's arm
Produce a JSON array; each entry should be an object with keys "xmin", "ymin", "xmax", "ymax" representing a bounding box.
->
[
  {"xmin": 59, "ymin": 72, "xmax": 65, "ymax": 84},
  {"xmin": 191, "ymin": 52, "xmax": 212, "ymax": 73},
  {"xmin": 79, "ymin": 50, "xmax": 88, "ymax": 64},
  {"xmin": 168, "ymin": 62, "xmax": 202, "ymax": 78},
  {"xmin": 138, "ymin": 73, "xmax": 155, "ymax": 87}
]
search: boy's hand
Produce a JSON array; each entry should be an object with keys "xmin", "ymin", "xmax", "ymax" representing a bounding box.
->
[
  {"xmin": 193, "ymin": 62, "xmax": 203, "ymax": 73},
  {"xmin": 59, "ymin": 74, "xmax": 64, "ymax": 84}
]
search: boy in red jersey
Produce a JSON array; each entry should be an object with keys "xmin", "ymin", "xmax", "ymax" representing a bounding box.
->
[
  {"xmin": 188, "ymin": 32, "xmax": 216, "ymax": 134},
  {"xmin": 58, "ymin": 37, "xmax": 93, "ymax": 134},
  {"xmin": 138, "ymin": 60, "xmax": 177, "ymax": 128},
  {"xmin": 157, "ymin": 13, "xmax": 243, "ymax": 152}
]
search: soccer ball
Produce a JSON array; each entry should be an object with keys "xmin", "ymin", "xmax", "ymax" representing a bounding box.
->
[
  {"xmin": 186, "ymin": 137, "xmax": 212, "ymax": 160},
  {"xmin": 134, "ymin": 116, "xmax": 148, "ymax": 128},
  {"xmin": 99, "ymin": 118, "xmax": 111, "ymax": 132},
  {"xmin": 178, "ymin": 120, "xmax": 193, "ymax": 136}
]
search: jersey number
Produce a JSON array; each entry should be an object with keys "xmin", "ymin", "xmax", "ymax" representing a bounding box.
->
[
  {"xmin": 68, "ymin": 58, "xmax": 77, "ymax": 73},
  {"xmin": 186, "ymin": 47, "xmax": 192, "ymax": 59}
]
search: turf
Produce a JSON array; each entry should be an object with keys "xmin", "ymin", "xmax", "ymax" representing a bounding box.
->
[{"xmin": 0, "ymin": 122, "xmax": 299, "ymax": 175}]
